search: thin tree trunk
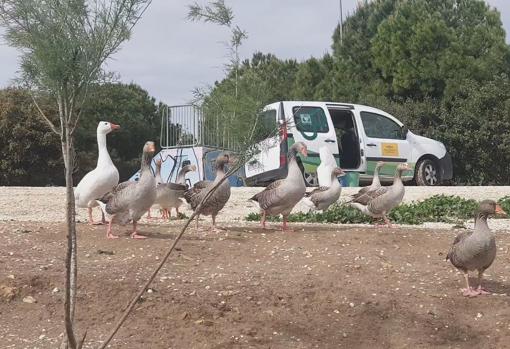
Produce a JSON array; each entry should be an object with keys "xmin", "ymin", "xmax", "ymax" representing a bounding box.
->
[{"xmin": 62, "ymin": 121, "xmax": 78, "ymax": 349}]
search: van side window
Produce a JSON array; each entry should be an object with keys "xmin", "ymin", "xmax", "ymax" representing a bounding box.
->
[
  {"xmin": 254, "ymin": 109, "xmax": 277, "ymax": 142},
  {"xmin": 293, "ymin": 106, "xmax": 329, "ymax": 133},
  {"xmin": 360, "ymin": 112, "xmax": 405, "ymax": 140}
]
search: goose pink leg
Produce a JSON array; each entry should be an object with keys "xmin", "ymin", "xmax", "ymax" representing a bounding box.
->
[
  {"xmin": 131, "ymin": 221, "xmax": 146, "ymax": 239},
  {"xmin": 211, "ymin": 215, "xmax": 226, "ymax": 233},
  {"xmin": 106, "ymin": 220, "xmax": 118, "ymax": 239},
  {"xmin": 461, "ymin": 272, "xmax": 478, "ymax": 297},
  {"xmin": 383, "ymin": 215, "xmax": 393, "ymax": 228},
  {"xmin": 476, "ymin": 271, "xmax": 490, "ymax": 295},
  {"xmin": 260, "ymin": 211, "xmax": 267, "ymax": 229},
  {"xmin": 281, "ymin": 216, "xmax": 294, "ymax": 232}
]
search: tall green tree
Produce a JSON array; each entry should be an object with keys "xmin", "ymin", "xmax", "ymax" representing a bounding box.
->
[
  {"xmin": 0, "ymin": 1, "xmax": 151, "ymax": 347},
  {"xmin": 0, "ymin": 88, "xmax": 62, "ymax": 186},
  {"xmin": 331, "ymin": 0, "xmax": 398, "ymax": 98},
  {"xmin": 292, "ymin": 56, "xmax": 332, "ymax": 100},
  {"xmin": 371, "ymin": 0, "xmax": 510, "ymax": 99}
]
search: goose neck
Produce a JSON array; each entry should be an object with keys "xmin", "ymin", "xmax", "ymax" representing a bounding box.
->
[
  {"xmin": 330, "ymin": 173, "xmax": 341, "ymax": 188},
  {"xmin": 287, "ymin": 157, "xmax": 302, "ymax": 181},
  {"xmin": 393, "ymin": 169, "xmax": 404, "ymax": 184},
  {"xmin": 176, "ymin": 168, "xmax": 188, "ymax": 184},
  {"xmin": 140, "ymin": 152, "xmax": 153, "ymax": 173},
  {"xmin": 96, "ymin": 132, "xmax": 113, "ymax": 167},
  {"xmin": 214, "ymin": 167, "xmax": 226, "ymax": 182},
  {"xmin": 474, "ymin": 214, "xmax": 490, "ymax": 234},
  {"xmin": 373, "ymin": 167, "xmax": 381, "ymax": 185}
]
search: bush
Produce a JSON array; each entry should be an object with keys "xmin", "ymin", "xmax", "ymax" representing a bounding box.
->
[
  {"xmin": 498, "ymin": 196, "xmax": 510, "ymax": 215},
  {"xmin": 0, "ymin": 88, "xmax": 63, "ymax": 186},
  {"xmin": 246, "ymin": 195, "xmax": 480, "ymax": 225}
]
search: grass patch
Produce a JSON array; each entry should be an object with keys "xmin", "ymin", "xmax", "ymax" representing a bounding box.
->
[{"xmin": 246, "ymin": 195, "xmax": 480, "ymax": 225}]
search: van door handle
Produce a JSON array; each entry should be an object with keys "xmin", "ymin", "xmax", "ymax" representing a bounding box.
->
[
  {"xmin": 324, "ymin": 139, "xmax": 335, "ymax": 143},
  {"xmin": 367, "ymin": 143, "xmax": 377, "ymax": 147}
]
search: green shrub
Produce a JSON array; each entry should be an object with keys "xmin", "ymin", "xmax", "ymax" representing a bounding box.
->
[
  {"xmin": 498, "ymin": 196, "xmax": 510, "ymax": 215},
  {"xmin": 245, "ymin": 195, "xmax": 481, "ymax": 225}
]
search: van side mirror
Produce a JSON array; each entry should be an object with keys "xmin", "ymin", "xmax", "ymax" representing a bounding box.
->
[{"xmin": 401, "ymin": 125, "xmax": 409, "ymax": 139}]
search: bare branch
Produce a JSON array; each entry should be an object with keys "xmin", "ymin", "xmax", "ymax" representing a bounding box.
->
[
  {"xmin": 29, "ymin": 92, "xmax": 60, "ymax": 135},
  {"xmin": 96, "ymin": 160, "xmax": 243, "ymax": 348}
]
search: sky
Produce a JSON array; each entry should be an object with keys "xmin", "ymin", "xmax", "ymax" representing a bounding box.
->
[{"xmin": 0, "ymin": 0, "xmax": 509, "ymax": 105}]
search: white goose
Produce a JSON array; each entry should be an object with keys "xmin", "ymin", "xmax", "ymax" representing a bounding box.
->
[{"xmin": 75, "ymin": 121, "xmax": 120, "ymax": 224}]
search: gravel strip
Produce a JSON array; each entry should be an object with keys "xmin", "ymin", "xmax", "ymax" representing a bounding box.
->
[{"xmin": 1, "ymin": 186, "xmax": 510, "ymax": 230}]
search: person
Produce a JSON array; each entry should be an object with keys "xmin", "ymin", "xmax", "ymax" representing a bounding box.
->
[{"xmin": 339, "ymin": 117, "xmax": 358, "ymax": 168}]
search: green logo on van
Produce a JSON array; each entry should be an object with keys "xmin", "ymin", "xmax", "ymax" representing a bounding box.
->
[{"xmin": 300, "ymin": 131, "xmax": 317, "ymax": 140}]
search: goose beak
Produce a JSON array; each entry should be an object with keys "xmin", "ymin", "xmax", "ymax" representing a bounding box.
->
[
  {"xmin": 495, "ymin": 204, "xmax": 506, "ymax": 216},
  {"xmin": 110, "ymin": 123, "xmax": 120, "ymax": 130}
]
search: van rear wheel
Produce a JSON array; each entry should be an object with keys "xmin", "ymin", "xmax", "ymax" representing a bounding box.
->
[{"xmin": 415, "ymin": 159, "xmax": 440, "ymax": 186}]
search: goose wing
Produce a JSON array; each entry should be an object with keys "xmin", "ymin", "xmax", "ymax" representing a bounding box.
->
[
  {"xmin": 184, "ymin": 180, "xmax": 212, "ymax": 209},
  {"xmin": 305, "ymin": 186, "xmax": 329, "ymax": 197},
  {"xmin": 446, "ymin": 231, "xmax": 473, "ymax": 269},
  {"xmin": 249, "ymin": 179, "xmax": 287, "ymax": 210},
  {"xmin": 352, "ymin": 186, "xmax": 387, "ymax": 205},
  {"xmin": 101, "ymin": 181, "xmax": 136, "ymax": 215}
]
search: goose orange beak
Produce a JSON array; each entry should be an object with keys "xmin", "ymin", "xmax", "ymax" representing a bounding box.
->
[
  {"xmin": 110, "ymin": 123, "xmax": 120, "ymax": 130},
  {"xmin": 495, "ymin": 204, "xmax": 506, "ymax": 216}
]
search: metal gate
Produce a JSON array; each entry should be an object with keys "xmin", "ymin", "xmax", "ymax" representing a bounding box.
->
[{"xmin": 160, "ymin": 104, "xmax": 240, "ymax": 150}]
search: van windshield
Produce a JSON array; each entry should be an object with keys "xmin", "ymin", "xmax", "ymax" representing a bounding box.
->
[{"xmin": 293, "ymin": 106, "xmax": 329, "ymax": 133}]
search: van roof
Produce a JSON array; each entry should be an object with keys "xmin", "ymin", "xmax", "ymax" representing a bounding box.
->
[
  {"xmin": 278, "ymin": 101, "xmax": 388, "ymax": 114},
  {"xmin": 269, "ymin": 101, "xmax": 402, "ymax": 126}
]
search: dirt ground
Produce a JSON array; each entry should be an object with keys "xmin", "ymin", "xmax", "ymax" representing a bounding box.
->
[{"xmin": 2, "ymin": 219, "xmax": 510, "ymax": 349}]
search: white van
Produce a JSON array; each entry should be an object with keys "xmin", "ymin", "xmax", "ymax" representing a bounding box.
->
[{"xmin": 244, "ymin": 101, "xmax": 452, "ymax": 187}]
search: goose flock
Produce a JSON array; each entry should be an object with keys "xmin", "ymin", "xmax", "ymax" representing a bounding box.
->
[{"xmin": 74, "ymin": 122, "xmax": 506, "ymax": 297}]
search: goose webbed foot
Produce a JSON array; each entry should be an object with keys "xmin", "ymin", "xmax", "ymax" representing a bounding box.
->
[
  {"xmin": 476, "ymin": 286, "xmax": 490, "ymax": 295},
  {"xmin": 383, "ymin": 215, "xmax": 393, "ymax": 228},
  {"xmin": 462, "ymin": 287, "xmax": 479, "ymax": 297},
  {"xmin": 476, "ymin": 272, "xmax": 490, "ymax": 295},
  {"xmin": 131, "ymin": 232, "xmax": 147, "ymax": 239},
  {"xmin": 106, "ymin": 221, "xmax": 118, "ymax": 239},
  {"xmin": 461, "ymin": 272, "xmax": 478, "ymax": 297},
  {"xmin": 210, "ymin": 215, "xmax": 227, "ymax": 233},
  {"xmin": 130, "ymin": 221, "xmax": 147, "ymax": 239},
  {"xmin": 281, "ymin": 218, "xmax": 294, "ymax": 232}
]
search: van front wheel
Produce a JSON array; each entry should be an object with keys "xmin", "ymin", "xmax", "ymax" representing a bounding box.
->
[
  {"xmin": 415, "ymin": 159, "xmax": 440, "ymax": 186},
  {"xmin": 303, "ymin": 172, "xmax": 318, "ymax": 187}
]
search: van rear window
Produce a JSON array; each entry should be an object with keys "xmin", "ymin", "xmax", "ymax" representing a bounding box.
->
[{"xmin": 293, "ymin": 106, "xmax": 329, "ymax": 133}]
